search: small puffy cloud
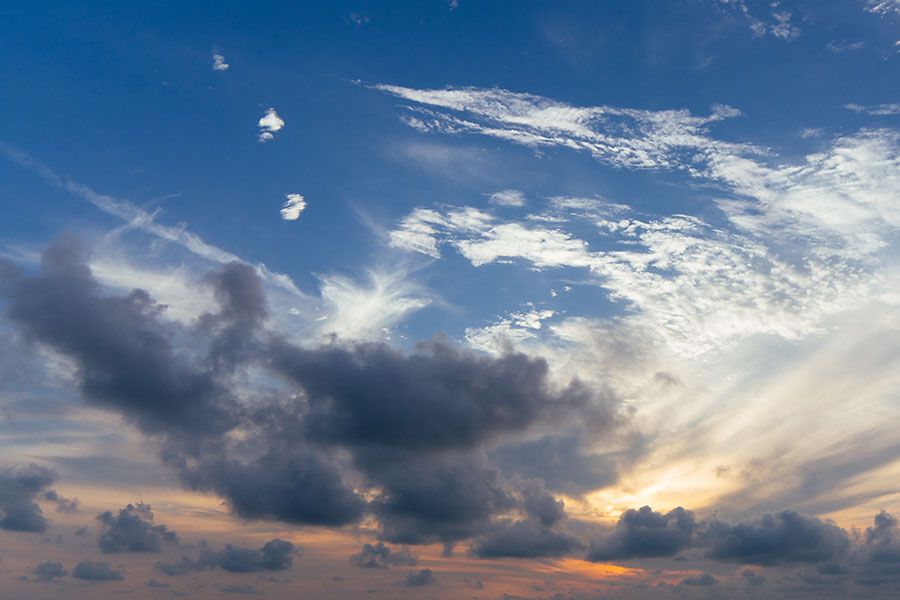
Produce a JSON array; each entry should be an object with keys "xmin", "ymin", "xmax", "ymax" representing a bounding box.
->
[
  {"xmin": 489, "ymin": 189, "xmax": 526, "ymax": 207},
  {"xmin": 402, "ymin": 568, "xmax": 435, "ymax": 587},
  {"xmin": 156, "ymin": 539, "xmax": 296, "ymax": 575},
  {"xmin": 212, "ymin": 53, "xmax": 229, "ymax": 71},
  {"xmin": 280, "ymin": 194, "xmax": 307, "ymax": 221},
  {"xmin": 742, "ymin": 568, "xmax": 765, "ymax": 586},
  {"xmin": 349, "ymin": 542, "xmax": 418, "ymax": 568},
  {"xmin": 96, "ymin": 503, "xmax": 178, "ymax": 553},
  {"xmin": 258, "ymin": 108, "xmax": 285, "ymax": 143},
  {"xmin": 72, "ymin": 561, "xmax": 125, "ymax": 581},
  {"xmin": 43, "ymin": 490, "xmax": 79, "ymax": 514},
  {"xmin": 680, "ymin": 573, "xmax": 718, "ymax": 586},
  {"xmin": 0, "ymin": 463, "xmax": 57, "ymax": 532},
  {"xmin": 29, "ymin": 561, "xmax": 67, "ymax": 581}
]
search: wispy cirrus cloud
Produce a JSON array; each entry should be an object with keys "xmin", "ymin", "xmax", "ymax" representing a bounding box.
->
[
  {"xmin": 846, "ymin": 102, "xmax": 900, "ymax": 115},
  {"xmin": 0, "ymin": 141, "xmax": 308, "ymax": 303},
  {"xmin": 381, "ymin": 87, "xmax": 900, "ymax": 356},
  {"xmin": 713, "ymin": 0, "xmax": 800, "ymax": 40},
  {"xmin": 375, "ymin": 84, "xmax": 750, "ymax": 172},
  {"xmin": 866, "ymin": 0, "xmax": 900, "ymax": 16}
]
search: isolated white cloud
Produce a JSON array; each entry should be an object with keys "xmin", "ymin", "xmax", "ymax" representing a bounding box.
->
[
  {"xmin": 258, "ymin": 108, "xmax": 285, "ymax": 143},
  {"xmin": 489, "ymin": 189, "xmax": 525, "ymax": 206},
  {"xmin": 280, "ymin": 194, "xmax": 307, "ymax": 221},
  {"xmin": 212, "ymin": 53, "xmax": 229, "ymax": 71},
  {"xmin": 845, "ymin": 102, "xmax": 900, "ymax": 115}
]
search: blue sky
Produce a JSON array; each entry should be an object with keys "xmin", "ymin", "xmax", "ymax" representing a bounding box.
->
[{"xmin": 2, "ymin": 1, "xmax": 900, "ymax": 599}]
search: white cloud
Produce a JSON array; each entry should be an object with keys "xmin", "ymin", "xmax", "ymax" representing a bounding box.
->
[
  {"xmin": 800, "ymin": 127, "xmax": 825, "ymax": 138},
  {"xmin": 258, "ymin": 108, "xmax": 285, "ymax": 143},
  {"xmin": 375, "ymin": 84, "xmax": 754, "ymax": 172},
  {"xmin": 845, "ymin": 102, "xmax": 900, "ymax": 115},
  {"xmin": 827, "ymin": 40, "xmax": 864, "ymax": 53},
  {"xmin": 280, "ymin": 194, "xmax": 307, "ymax": 221},
  {"xmin": 457, "ymin": 222, "xmax": 594, "ymax": 268},
  {"xmin": 489, "ymin": 189, "xmax": 526, "ymax": 206},
  {"xmin": 384, "ymin": 90, "xmax": 900, "ymax": 356},
  {"xmin": 866, "ymin": 0, "xmax": 900, "ymax": 16},
  {"xmin": 379, "ymin": 84, "xmax": 900, "ymax": 261},
  {"xmin": 512, "ymin": 308, "xmax": 554, "ymax": 329},
  {"xmin": 316, "ymin": 269, "xmax": 431, "ymax": 340},
  {"xmin": 212, "ymin": 53, "xmax": 229, "ymax": 71},
  {"xmin": 714, "ymin": 0, "xmax": 800, "ymax": 39}
]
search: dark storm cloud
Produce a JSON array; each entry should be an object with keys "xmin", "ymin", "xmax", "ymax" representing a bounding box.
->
[
  {"xmin": 155, "ymin": 539, "xmax": 296, "ymax": 575},
  {"xmin": 349, "ymin": 542, "xmax": 417, "ymax": 568},
  {"xmin": 201, "ymin": 261, "xmax": 268, "ymax": 371},
  {"xmin": 1, "ymin": 243, "xmax": 365, "ymax": 528},
  {"xmin": 587, "ymin": 506, "xmax": 696, "ymax": 561},
  {"xmin": 468, "ymin": 479, "xmax": 580, "ymax": 558},
  {"xmin": 28, "ymin": 561, "xmax": 67, "ymax": 581},
  {"xmin": 0, "ymin": 463, "xmax": 57, "ymax": 532},
  {"xmin": 520, "ymin": 479, "xmax": 567, "ymax": 526},
  {"xmin": 490, "ymin": 433, "xmax": 620, "ymax": 496},
  {"xmin": 0, "ymin": 236, "xmax": 235, "ymax": 435},
  {"xmin": 96, "ymin": 503, "xmax": 178, "ymax": 553},
  {"xmin": 1, "ymin": 240, "xmax": 620, "ymax": 544},
  {"xmin": 180, "ymin": 439, "xmax": 365, "ymax": 527},
  {"xmin": 368, "ymin": 452, "xmax": 515, "ymax": 545},
  {"xmin": 72, "ymin": 560, "xmax": 125, "ymax": 581},
  {"xmin": 267, "ymin": 334, "xmax": 604, "ymax": 451},
  {"xmin": 703, "ymin": 511, "xmax": 850, "ymax": 565},
  {"xmin": 470, "ymin": 519, "xmax": 582, "ymax": 558},
  {"xmin": 679, "ymin": 573, "xmax": 718, "ymax": 586},
  {"xmin": 402, "ymin": 568, "xmax": 435, "ymax": 587}
]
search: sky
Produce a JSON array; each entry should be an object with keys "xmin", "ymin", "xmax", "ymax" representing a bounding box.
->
[{"xmin": 1, "ymin": 1, "xmax": 900, "ymax": 598}]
